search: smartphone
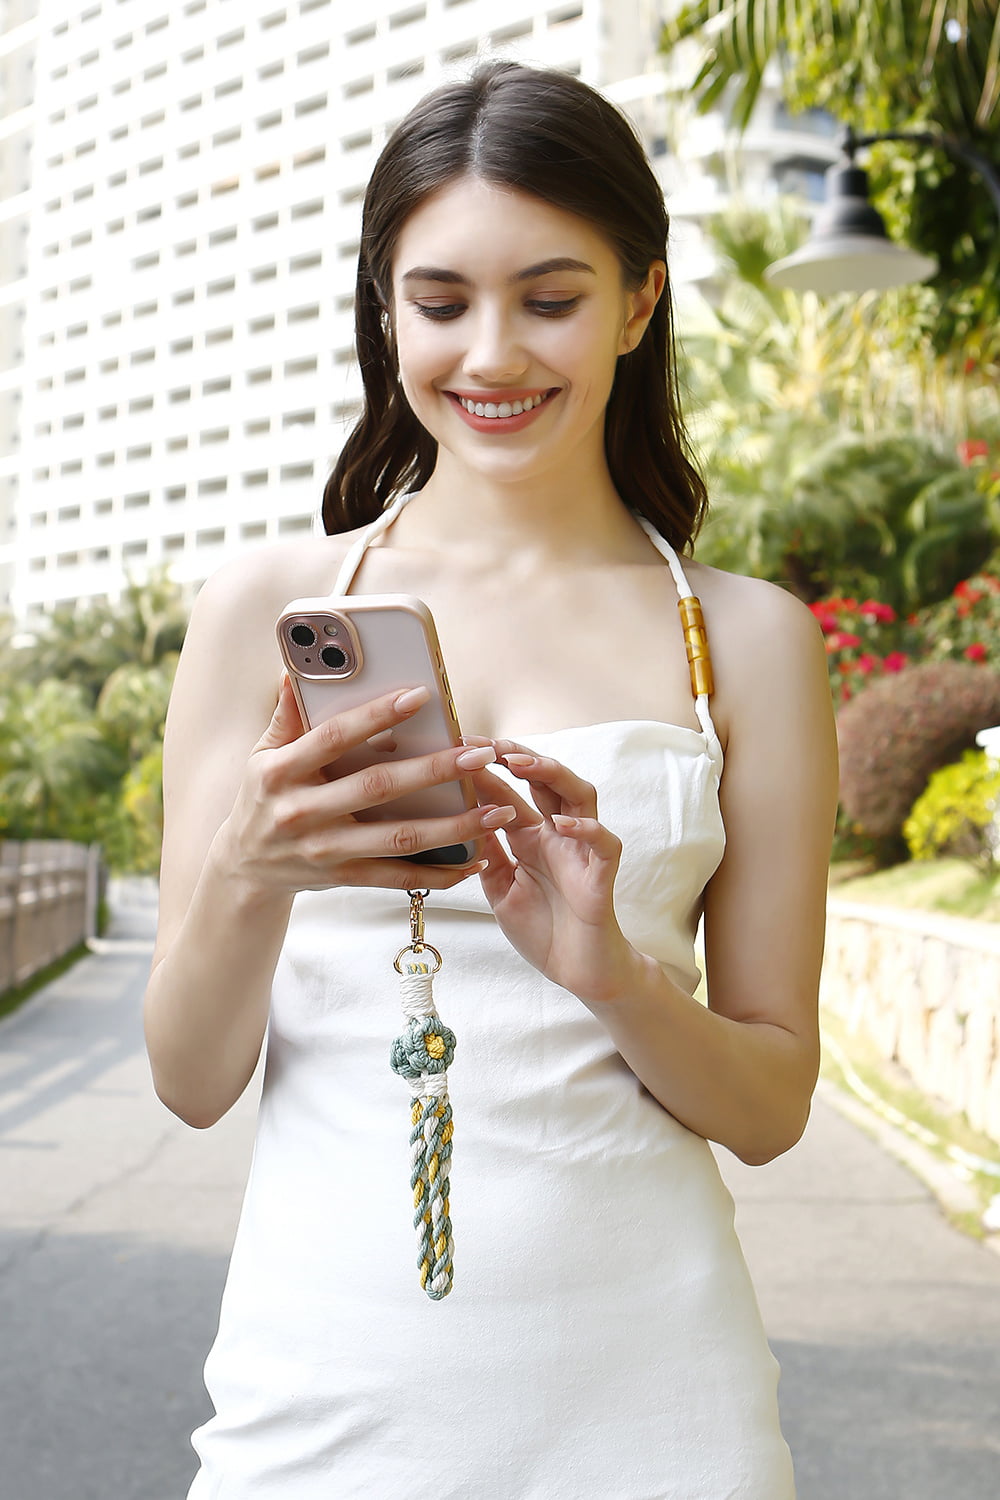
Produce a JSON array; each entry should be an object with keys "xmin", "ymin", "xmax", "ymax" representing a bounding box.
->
[{"xmin": 276, "ymin": 594, "xmax": 479, "ymax": 867}]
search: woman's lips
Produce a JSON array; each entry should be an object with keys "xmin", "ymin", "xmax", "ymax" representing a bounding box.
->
[{"xmin": 446, "ymin": 388, "xmax": 559, "ymax": 433}]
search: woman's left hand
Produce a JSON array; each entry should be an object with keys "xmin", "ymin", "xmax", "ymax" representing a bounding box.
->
[{"xmin": 461, "ymin": 738, "xmax": 636, "ymax": 1004}]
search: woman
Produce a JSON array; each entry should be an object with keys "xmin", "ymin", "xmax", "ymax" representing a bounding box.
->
[{"xmin": 146, "ymin": 61, "xmax": 837, "ymax": 1498}]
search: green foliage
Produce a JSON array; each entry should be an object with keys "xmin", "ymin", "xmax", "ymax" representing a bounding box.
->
[
  {"xmin": 695, "ymin": 426, "xmax": 994, "ymax": 608},
  {"xmin": 0, "ymin": 680, "xmax": 123, "ymax": 841},
  {"xmin": 15, "ymin": 568, "xmax": 187, "ymax": 704},
  {"xmin": 914, "ymin": 567, "xmax": 1000, "ymax": 662},
  {"xmin": 836, "ymin": 659, "xmax": 1000, "ymax": 845},
  {"xmin": 664, "ymin": 0, "xmax": 1000, "ymax": 360},
  {"xmin": 680, "ymin": 207, "xmax": 1000, "ymax": 600},
  {"xmin": 0, "ymin": 573, "xmax": 187, "ymax": 870},
  {"xmin": 903, "ymin": 749, "xmax": 1000, "ymax": 870}
]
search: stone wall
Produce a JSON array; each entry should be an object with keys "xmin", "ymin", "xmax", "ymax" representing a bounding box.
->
[{"xmin": 822, "ymin": 898, "xmax": 1000, "ymax": 1146}]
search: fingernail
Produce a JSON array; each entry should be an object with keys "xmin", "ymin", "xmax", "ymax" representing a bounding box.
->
[
  {"xmin": 552, "ymin": 814, "xmax": 579, "ymax": 830},
  {"xmin": 394, "ymin": 685, "xmax": 430, "ymax": 712},
  {"xmin": 503, "ymin": 753, "xmax": 536, "ymax": 768},
  {"xmin": 456, "ymin": 745, "xmax": 497, "ymax": 769},
  {"xmin": 481, "ymin": 805, "xmax": 517, "ymax": 828}
]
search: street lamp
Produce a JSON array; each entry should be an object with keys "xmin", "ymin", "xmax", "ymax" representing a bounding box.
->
[{"xmin": 765, "ymin": 126, "xmax": 1000, "ymax": 294}]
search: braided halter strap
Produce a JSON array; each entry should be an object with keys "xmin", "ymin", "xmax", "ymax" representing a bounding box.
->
[{"xmin": 390, "ymin": 890, "xmax": 456, "ymax": 1300}]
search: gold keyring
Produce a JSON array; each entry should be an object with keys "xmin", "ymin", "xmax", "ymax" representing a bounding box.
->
[{"xmin": 393, "ymin": 941, "xmax": 443, "ymax": 976}]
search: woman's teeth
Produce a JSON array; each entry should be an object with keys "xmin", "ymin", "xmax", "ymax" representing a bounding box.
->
[{"xmin": 456, "ymin": 391, "xmax": 552, "ymax": 418}]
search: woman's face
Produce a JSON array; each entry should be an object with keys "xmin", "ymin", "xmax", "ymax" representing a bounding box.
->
[{"xmin": 389, "ymin": 175, "xmax": 662, "ymax": 489}]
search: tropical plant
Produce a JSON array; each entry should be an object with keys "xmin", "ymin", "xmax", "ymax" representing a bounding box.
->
[
  {"xmin": 694, "ymin": 426, "xmax": 994, "ymax": 607},
  {"xmin": 0, "ymin": 680, "xmax": 123, "ymax": 841},
  {"xmin": 663, "ymin": 0, "xmax": 1000, "ymax": 360},
  {"xmin": 16, "ymin": 568, "xmax": 188, "ymax": 704}
]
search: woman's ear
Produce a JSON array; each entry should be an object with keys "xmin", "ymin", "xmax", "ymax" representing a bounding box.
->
[{"xmin": 619, "ymin": 261, "xmax": 667, "ymax": 355}]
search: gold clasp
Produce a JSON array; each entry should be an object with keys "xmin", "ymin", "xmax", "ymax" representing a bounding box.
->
[
  {"xmin": 408, "ymin": 887, "xmax": 429, "ymax": 949},
  {"xmin": 394, "ymin": 888, "xmax": 443, "ymax": 975}
]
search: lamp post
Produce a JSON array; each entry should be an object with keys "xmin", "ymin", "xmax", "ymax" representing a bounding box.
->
[{"xmin": 765, "ymin": 126, "xmax": 1000, "ymax": 294}]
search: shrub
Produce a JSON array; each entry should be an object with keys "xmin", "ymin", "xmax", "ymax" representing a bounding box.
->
[
  {"xmin": 912, "ymin": 568, "xmax": 1000, "ymax": 666},
  {"xmin": 809, "ymin": 595, "xmax": 913, "ymax": 706},
  {"xmin": 903, "ymin": 750, "xmax": 1000, "ymax": 870},
  {"xmin": 837, "ymin": 660, "xmax": 1000, "ymax": 843}
]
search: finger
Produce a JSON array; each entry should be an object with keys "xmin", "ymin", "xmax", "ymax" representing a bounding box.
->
[
  {"xmin": 465, "ymin": 764, "xmax": 544, "ymax": 828},
  {"xmin": 470, "ymin": 829, "xmax": 516, "ymax": 901},
  {"xmin": 305, "ymin": 795, "xmax": 513, "ymax": 865},
  {"xmin": 288, "ymin": 684, "xmax": 433, "ymax": 778},
  {"xmin": 254, "ymin": 673, "xmax": 306, "ymax": 752},
  {"xmin": 337, "ymin": 856, "xmax": 490, "ymax": 891},
  {"xmin": 493, "ymin": 748, "xmax": 599, "ymax": 821},
  {"xmin": 551, "ymin": 815, "xmax": 623, "ymax": 868},
  {"xmin": 272, "ymin": 742, "xmax": 500, "ymax": 834}
]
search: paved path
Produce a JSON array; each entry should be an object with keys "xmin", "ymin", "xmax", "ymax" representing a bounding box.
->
[{"xmin": 1, "ymin": 882, "xmax": 999, "ymax": 1498}]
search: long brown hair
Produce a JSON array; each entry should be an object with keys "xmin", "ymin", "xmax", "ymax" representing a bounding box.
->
[{"xmin": 323, "ymin": 62, "xmax": 707, "ymax": 550}]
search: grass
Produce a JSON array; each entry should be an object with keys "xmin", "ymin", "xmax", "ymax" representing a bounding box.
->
[
  {"xmin": 0, "ymin": 941, "xmax": 90, "ymax": 1025},
  {"xmin": 830, "ymin": 856, "xmax": 1000, "ymax": 921}
]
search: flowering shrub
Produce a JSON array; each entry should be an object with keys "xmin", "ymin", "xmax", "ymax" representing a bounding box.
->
[
  {"xmin": 913, "ymin": 570, "xmax": 1000, "ymax": 667},
  {"xmin": 837, "ymin": 661, "xmax": 1000, "ymax": 843},
  {"xmin": 809, "ymin": 596, "xmax": 912, "ymax": 706},
  {"xmin": 903, "ymin": 750, "xmax": 1000, "ymax": 872}
]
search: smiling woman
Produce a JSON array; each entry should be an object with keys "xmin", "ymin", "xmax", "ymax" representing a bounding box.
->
[{"xmin": 149, "ymin": 59, "xmax": 837, "ymax": 1500}]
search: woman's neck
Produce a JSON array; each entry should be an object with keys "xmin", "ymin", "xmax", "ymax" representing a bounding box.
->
[{"xmin": 388, "ymin": 457, "xmax": 649, "ymax": 575}]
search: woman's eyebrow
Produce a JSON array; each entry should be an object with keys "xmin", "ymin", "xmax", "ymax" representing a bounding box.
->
[{"xmin": 400, "ymin": 257, "xmax": 597, "ymax": 285}]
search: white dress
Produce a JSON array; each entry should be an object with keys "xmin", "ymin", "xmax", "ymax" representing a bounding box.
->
[{"xmin": 188, "ymin": 493, "xmax": 796, "ymax": 1499}]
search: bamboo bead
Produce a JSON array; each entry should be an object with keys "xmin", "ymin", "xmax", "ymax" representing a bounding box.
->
[{"xmin": 677, "ymin": 595, "xmax": 714, "ymax": 698}]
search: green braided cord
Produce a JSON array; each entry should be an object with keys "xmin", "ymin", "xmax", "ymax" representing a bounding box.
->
[{"xmin": 390, "ymin": 960, "xmax": 457, "ymax": 1301}]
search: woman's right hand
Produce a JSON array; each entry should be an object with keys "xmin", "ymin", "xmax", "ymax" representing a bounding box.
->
[{"xmin": 214, "ymin": 674, "xmax": 510, "ymax": 896}]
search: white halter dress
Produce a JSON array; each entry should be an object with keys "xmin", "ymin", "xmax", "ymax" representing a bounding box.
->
[{"xmin": 188, "ymin": 492, "xmax": 796, "ymax": 1499}]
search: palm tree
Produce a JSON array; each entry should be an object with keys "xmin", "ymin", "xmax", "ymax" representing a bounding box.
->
[
  {"xmin": 0, "ymin": 680, "xmax": 122, "ymax": 841},
  {"xmin": 18, "ymin": 568, "xmax": 188, "ymax": 704}
]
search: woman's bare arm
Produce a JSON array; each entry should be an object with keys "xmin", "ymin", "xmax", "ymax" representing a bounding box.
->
[
  {"xmin": 590, "ymin": 577, "xmax": 838, "ymax": 1163},
  {"xmin": 144, "ymin": 550, "xmax": 496, "ymax": 1129}
]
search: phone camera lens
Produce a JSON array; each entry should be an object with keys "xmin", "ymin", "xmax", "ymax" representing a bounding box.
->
[
  {"xmin": 290, "ymin": 623, "xmax": 315, "ymax": 648},
  {"xmin": 320, "ymin": 644, "xmax": 347, "ymax": 671}
]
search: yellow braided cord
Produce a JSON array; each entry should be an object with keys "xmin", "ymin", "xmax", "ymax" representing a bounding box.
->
[{"xmin": 391, "ymin": 959, "xmax": 456, "ymax": 1300}]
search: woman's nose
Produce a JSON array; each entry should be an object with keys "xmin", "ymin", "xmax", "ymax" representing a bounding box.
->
[{"xmin": 462, "ymin": 310, "xmax": 529, "ymax": 383}]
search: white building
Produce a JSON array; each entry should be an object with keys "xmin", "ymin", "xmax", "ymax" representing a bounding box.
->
[{"xmin": 0, "ymin": 0, "xmax": 837, "ymax": 622}]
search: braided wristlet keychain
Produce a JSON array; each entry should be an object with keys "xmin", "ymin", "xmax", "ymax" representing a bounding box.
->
[{"xmin": 389, "ymin": 889, "xmax": 457, "ymax": 1300}]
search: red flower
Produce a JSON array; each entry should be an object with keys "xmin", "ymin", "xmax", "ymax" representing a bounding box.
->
[
  {"xmin": 837, "ymin": 660, "xmax": 853, "ymax": 674},
  {"xmin": 856, "ymin": 654, "xmax": 877, "ymax": 674},
  {"xmin": 964, "ymin": 642, "xmax": 988, "ymax": 663},
  {"xmin": 859, "ymin": 600, "xmax": 896, "ymax": 624},
  {"xmin": 883, "ymin": 652, "xmax": 908, "ymax": 673},
  {"xmin": 957, "ymin": 439, "xmax": 989, "ymax": 466}
]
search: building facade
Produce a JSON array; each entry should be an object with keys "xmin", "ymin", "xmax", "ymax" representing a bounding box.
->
[{"xmin": 0, "ymin": 0, "xmax": 837, "ymax": 622}]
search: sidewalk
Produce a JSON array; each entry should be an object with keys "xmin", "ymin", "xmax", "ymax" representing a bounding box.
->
[{"xmin": 1, "ymin": 883, "xmax": 999, "ymax": 1498}]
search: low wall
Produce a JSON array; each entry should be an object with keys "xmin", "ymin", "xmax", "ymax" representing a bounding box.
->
[
  {"xmin": 0, "ymin": 841, "xmax": 101, "ymax": 995},
  {"xmin": 822, "ymin": 898, "xmax": 1000, "ymax": 1146}
]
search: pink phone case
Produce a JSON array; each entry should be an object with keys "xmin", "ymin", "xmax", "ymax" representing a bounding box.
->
[{"xmin": 276, "ymin": 594, "xmax": 479, "ymax": 867}]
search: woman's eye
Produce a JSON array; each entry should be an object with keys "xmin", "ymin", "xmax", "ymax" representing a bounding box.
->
[
  {"xmin": 413, "ymin": 303, "xmax": 465, "ymax": 320},
  {"xmin": 527, "ymin": 298, "xmax": 580, "ymax": 317}
]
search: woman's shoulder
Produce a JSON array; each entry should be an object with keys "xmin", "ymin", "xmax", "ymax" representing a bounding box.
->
[
  {"xmin": 684, "ymin": 559, "xmax": 822, "ymax": 655},
  {"xmin": 189, "ymin": 529, "xmax": 366, "ymax": 629},
  {"xmin": 682, "ymin": 560, "xmax": 828, "ymax": 736}
]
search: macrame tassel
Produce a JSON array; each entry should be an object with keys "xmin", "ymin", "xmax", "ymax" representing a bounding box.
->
[{"xmin": 390, "ymin": 894, "xmax": 456, "ymax": 1300}]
